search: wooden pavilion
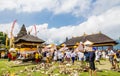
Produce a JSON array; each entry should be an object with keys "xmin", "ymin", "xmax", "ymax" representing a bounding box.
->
[
  {"xmin": 14, "ymin": 24, "xmax": 45, "ymax": 54},
  {"xmin": 62, "ymin": 32, "xmax": 117, "ymax": 49}
]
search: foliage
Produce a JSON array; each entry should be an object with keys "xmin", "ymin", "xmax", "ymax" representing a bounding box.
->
[{"xmin": 0, "ymin": 32, "xmax": 9, "ymax": 48}]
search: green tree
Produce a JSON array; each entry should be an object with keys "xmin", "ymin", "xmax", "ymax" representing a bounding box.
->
[{"xmin": 0, "ymin": 32, "xmax": 7, "ymax": 47}]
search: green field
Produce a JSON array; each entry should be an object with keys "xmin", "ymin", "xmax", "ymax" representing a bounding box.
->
[{"xmin": 0, "ymin": 59, "xmax": 120, "ymax": 76}]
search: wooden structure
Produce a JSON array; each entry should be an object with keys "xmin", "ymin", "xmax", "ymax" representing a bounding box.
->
[
  {"xmin": 62, "ymin": 32, "xmax": 117, "ymax": 48},
  {"xmin": 14, "ymin": 24, "xmax": 45, "ymax": 53}
]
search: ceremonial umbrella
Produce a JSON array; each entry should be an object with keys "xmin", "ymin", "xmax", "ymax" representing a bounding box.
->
[{"xmin": 9, "ymin": 48, "xmax": 16, "ymax": 52}]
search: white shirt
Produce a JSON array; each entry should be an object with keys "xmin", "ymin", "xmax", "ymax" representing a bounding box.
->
[
  {"xmin": 71, "ymin": 52, "xmax": 76, "ymax": 57},
  {"xmin": 102, "ymin": 51, "xmax": 106, "ymax": 58},
  {"xmin": 46, "ymin": 52, "xmax": 50, "ymax": 57},
  {"xmin": 58, "ymin": 52, "xmax": 63, "ymax": 59},
  {"xmin": 108, "ymin": 50, "xmax": 114, "ymax": 56},
  {"xmin": 54, "ymin": 51, "xmax": 58, "ymax": 56},
  {"xmin": 95, "ymin": 51, "xmax": 100, "ymax": 60},
  {"xmin": 66, "ymin": 51, "xmax": 71, "ymax": 58},
  {"xmin": 78, "ymin": 44, "xmax": 84, "ymax": 51},
  {"xmin": 77, "ymin": 51, "xmax": 84, "ymax": 58}
]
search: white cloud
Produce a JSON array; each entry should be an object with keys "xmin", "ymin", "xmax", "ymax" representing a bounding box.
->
[
  {"xmin": 25, "ymin": 6, "xmax": 120, "ymax": 44},
  {"xmin": 0, "ymin": 22, "xmax": 20, "ymax": 37},
  {"xmin": 0, "ymin": 0, "xmax": 17, "ymax": 11},
  {"xmin": 0, "ymin": 0, "xmax": 120, "ymax": 17},
  {"xmin": 52, "ymin": 0, "xmax": 91, "ymax": 15},
  {"xmin": 92, "ymin": 0, "xmax": 120, "ymax": 15},
  {"xmin": 0, "ymin": 0, "xmax": 56, "ymax": 12},
  {"xmin": 0, "ymin": 4, "xmax": 120, "ymax": 44}
]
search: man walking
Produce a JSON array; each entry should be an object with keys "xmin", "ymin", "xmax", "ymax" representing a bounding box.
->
[{"xmin": 88, "ymin": 47, "xmax": 96, "ymax": 76}]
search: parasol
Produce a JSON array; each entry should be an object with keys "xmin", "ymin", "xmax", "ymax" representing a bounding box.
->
[{"xmin": 9, "ymin": 48, "xmax": 16, "ymax": 52}]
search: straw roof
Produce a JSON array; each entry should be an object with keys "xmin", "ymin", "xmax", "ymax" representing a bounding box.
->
[
  {"xmin": 17, "ymin": 24, "xmax": 27, "ymax": 38},
  {"xmin": 14, "ymin": 34, "xmax": 45, "ymax": 44},
  {"xmin": 0, "ymin": 48, "xmax": 7, "ymax": 52},
  {"xmin": 63, "ymin": 33, "xmax": 117, "ymax": 46},
  {"xmin": 14, "ymin": 24, "xmax": 45, "ymax": 44}
]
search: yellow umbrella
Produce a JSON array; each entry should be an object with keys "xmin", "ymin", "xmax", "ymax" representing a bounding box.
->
[
  {"xmin": 15, "ymin": 48, "xmax": 19, "ymax": 51},
  {"xmin": 61, "ymin": 44, "xmax": 66, "ymax": 47},
  {"xmin": 46, "ymin": 44, "xmax": 52, "ymax": 48},
  {"xmin": 73, "ymin": 45, "xmax": 77, "ymax": 48},
  {"xmin": 75, "ymin": 42, "xmax": 79, "ymax": 46},
  {"xmin": 9, "ymin": 48, "xmax": 16, "ymax": 52}
]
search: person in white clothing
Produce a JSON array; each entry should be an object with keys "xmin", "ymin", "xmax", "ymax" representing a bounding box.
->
[
  {"xmin": 102, "ymin": 50, "xmax": 106, "ymax": 59},
  {"xmin": 77, "ymin": 51, "xmax": 84, "ymax": 66},
  {"xmin": 53, "ymin": 50, "xmax": 58, "ymax": 62},
  {"xmin": 71, "ymin": 51, "xmax": 76, "ymax": 64},
  {"xmin": 58, "ymin": 51, "xmax": 63, "ymax": 63},
  {"xmin": 98, "ymin": 51, "xmax": 102, "ymax": 59},
  {"xmin": 107, "ymin": 48, "xmax": 115, "ymax": 69},
  {"xmin": 46, "ymin": 52, "xmax": 50, "ymax": 63},
  {"xmin": 95, "ymin": 50, "xmax": 101, "ymax": 65},
  {"xmin": 77, "ymin": 51, "xmax": 84, "ymax": 61},
  {"xmin": 65, "ymin": 49, "xmax": 71, "ymax": 63}
]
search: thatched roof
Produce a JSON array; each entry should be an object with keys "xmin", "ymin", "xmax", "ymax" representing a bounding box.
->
[
  {"xmin": 15, "ymin": 24, "xmax": 45, "ymax": 44},
  {"xmin": 0, "ymin": 48, "xmax": 7, "ymax": 52},
  {"xmin": 63, "ymin": 33, "xmax": 117, "ymax": 46},
  {"xmin": 17, "ymin": 24, "xmax": 27, "ymax": 38},
  {"xmin": 14, "ymin": 34, "xmax": 45, "ymax": 44}
]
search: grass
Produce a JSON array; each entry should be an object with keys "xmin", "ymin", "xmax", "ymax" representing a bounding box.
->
[
  {"xmin": 80, "ymin": 70, "xmax": 120, "ymax": 76},
  {"xmin": 0, "ymin": 59, "xmax": 120, "ymax": 76}
]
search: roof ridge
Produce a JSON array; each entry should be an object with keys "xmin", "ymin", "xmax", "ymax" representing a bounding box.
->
[{"xmin": 73, "ymin": 33, "xmax": 103, "ymax": 38}]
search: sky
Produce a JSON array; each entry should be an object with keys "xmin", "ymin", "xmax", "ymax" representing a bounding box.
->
[{"xmin": 0, "ymin": 0, "xmax": 120, "ymax": 44}]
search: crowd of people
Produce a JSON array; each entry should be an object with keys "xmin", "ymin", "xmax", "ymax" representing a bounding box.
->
[{"xmin": 2, "ymin": 42, "xmax": 120, "ymax": 76}]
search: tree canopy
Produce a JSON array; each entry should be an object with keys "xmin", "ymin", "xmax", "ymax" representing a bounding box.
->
[{"xmin": 0, "ymin": 32, "xmax": 7, "ymax": 47}]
